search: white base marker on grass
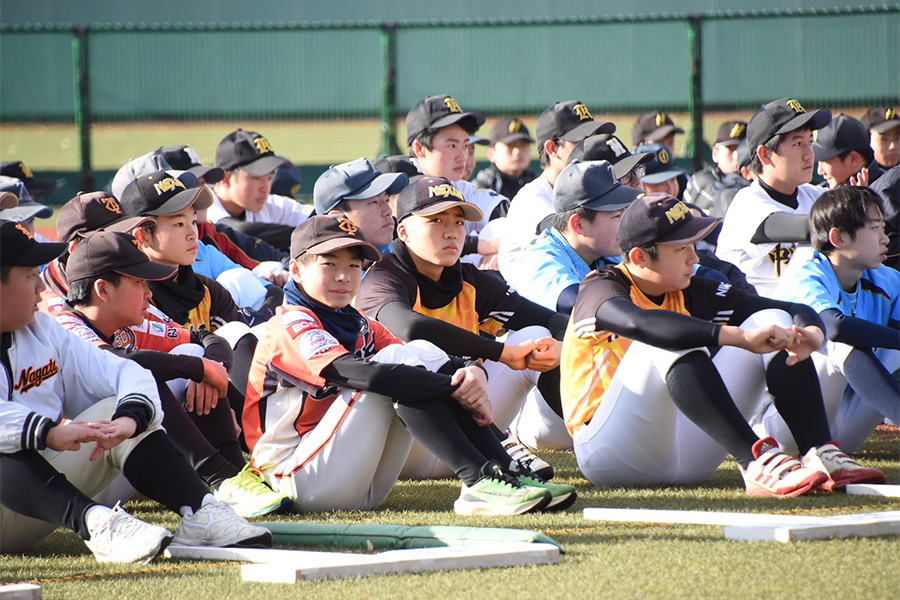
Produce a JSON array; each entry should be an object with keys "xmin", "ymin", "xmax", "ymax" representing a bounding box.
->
[
  {"xmin": 166, "ymin": 542, "xmax": 559, "ymax": 583},
  {"xmin": 844, "ymin": 483, "xmax": 900, "ymax": 497},
  {"xmin": 583, "ymin": 508, "xmax": 823, "ymax": 527},
  {"xmin": 0, "ymin": 584, "xmax": 42, "ymax": 600}
]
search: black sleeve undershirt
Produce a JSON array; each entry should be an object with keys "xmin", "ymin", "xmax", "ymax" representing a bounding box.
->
[
  {"xmin": 750, "ymin": 212, "xmax": 810, "ymax": 244},
  {"xmin": 504, "ymin": 299, "xmax": 568, "ymax": 340},
  {"xmin": 555, "ymin": 283, "xmax": 580, "ymax": 316},
  {"xmin": 820, "ymin": 308, "xmax": 900, "ymax": 350},
  {"xmin": 102, "ymin": 347, "xmax": 205, "ymax": 384},
  {"xmin": 189, "ymin": 329, "xmax": 233, "ymax": 370}
]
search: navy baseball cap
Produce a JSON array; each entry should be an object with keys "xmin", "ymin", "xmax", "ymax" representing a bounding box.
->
[
  {"xmin": 554, "ymin": 160, "xmax": 645, "ymax": 214},
  {"xmin": 111, "ymin": 152, "xmax": 173, "ymax": 200},
  {"xmin": 67, "ymin": 231, "xmax": 177, "ymax": 283},
  {"xmin": 216, "ymin": 129, "xmax": 292, "ymax": 176},
  {"xmin": 0, "ymin": 176, "xmax": 54, "ymax": 223},
  {"xmin": 314, "ymin": 158, "xmax": 409, "ymax": 215},
  {"xmin": 536, "ymin": 101, "xmax": 614, "ymax": 149},
  {"xmin": 0, "ymin": 161, "xmax": 60, "ymax": 198},
  {"xmin": 395, "ymin": 176, "xmax": 482, "ymax": 223},
  {"xmin": 632, "ymin": 112, "xmax": 685, "ymax": 146},
  {"xmin": 469, "ymin": 134, "xmax": 490, "ymax": 147},
  {"xmin": 860, "ymin": 107, "xmax": 900, "ymax": 134},
  {"xmin": 57, "ymin": 192, "xmax": 155, "ymax": 243},
  {"xmin": 406, "ymin": 96, "xmax": 486, "ymax": 147},
  {"xmin": 290, "ymin": 214, "xmax": 381, "ymax": 262},
  {"xmin": 120, "ymin": 170, "xmax": 212, "ymax": 217},
  {"xmin": 635, "ymin": 144, "xmax": 686, "ymax": 184},
  {"xmin": 568, "ymin": 134, "xmax": 653, "ymax": 180},
  {"xmin": 489, "ymin": 117, "xmax": 535, "ymax": 146},
  {"xmin": 156, "ymin": 145, "xmax": 225, "ymax": 184},
  {"xmin": 618, "ymin": 193, "xmax": 720, "ymax": 252},
  {"xmin": 813, "ymin": 114, "xmax": 870, "ymax": 162},
  {"xmin": 0, "ymin": 220, "xmax": 66, "ymax": 268},
  {"xmin": 272, "ymin": 164, "xmax": 303, "ymax": 198},
  {"xmin": 714, "ymin": 121, "xmax": 748, "ymax": 147},
  {"xmin": 747, "ymin": 98, "xmax": 831, "ymax": 154}
]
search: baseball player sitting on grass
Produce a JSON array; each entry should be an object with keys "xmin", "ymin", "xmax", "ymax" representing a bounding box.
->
[
  {"xmin": 0, "ymin": 221, "xmax": 271, "ymax": 564},
  {"xmin": 242, "ymin": 215, "xmax": 574, "ymax": 515},
  {"xmin": 683, "ymin": 120, "xmax": 751, "ymax": 218},
  {"xmin": 716, "ymin": 98, "xmax": 832, "ymax": 296},
  {"xmin": 560, "ymin": 194, "xmax": 885, "ymax": 496},
  {"xmin": 761, "ymin": 186, "xmax": 898, "ymax": 452},
  {"xmin": 473, "ymin": 117, "xmax": 538, "ymax": 200}
]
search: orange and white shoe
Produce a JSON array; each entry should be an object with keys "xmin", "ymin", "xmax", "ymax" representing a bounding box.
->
[
  {"xmin": 801, "ymin": 441, "xmax": 886, "ymax": 492},
  {"xmin": 741, "ymin": 438, "xmax": 827, "ymax": 498}
]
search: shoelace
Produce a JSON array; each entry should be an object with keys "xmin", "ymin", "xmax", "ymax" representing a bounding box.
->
[
  {"xmin": 96, "ymin": 502, "xmax": 145, "ymax": 540},
  {"xmin": 233, "ymin": 466, "xmax": 275, "ymax": 493},
  {"xmin": 487, "ymin": 466, "xmax": 526, "ymax": 489},
  {"xmin": 756, "ymin": 447, "xmax": 803, "ymax": 479}
]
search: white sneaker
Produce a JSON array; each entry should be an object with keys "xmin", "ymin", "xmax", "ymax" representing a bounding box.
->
[
  {"xmin": 84, "ymin": 502, "xmax": 173, "ymax": 564},
  {"xmin": 741, "ymin": 437, "xmax": 827, "ymax": 498},
  {"xmin": 173, "ymin": 498, "xmax": 272, "ymax": 548},
  {"xmin": 801, "ymin": 441, "xmax": 886, "ymax": 491},
  {"xmin": 502, "ymin": 433, "xmax": 554, "ymax": 480}
]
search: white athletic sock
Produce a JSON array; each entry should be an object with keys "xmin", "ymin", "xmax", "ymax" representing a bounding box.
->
[{"xmin": 179, "ymin": 493, "xmax": 217, "ymax": 517}]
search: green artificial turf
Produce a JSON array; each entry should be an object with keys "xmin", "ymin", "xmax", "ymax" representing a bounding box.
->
[{"xmin": 2, "ymin": 429, "xmax": 898, "ymax": 600}]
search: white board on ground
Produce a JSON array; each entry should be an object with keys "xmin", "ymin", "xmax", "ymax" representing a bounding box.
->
[
  {"xmin": 845, "ymin": 483, "xmax": 900, "ymax": 497},
  {"xmin": 583, "ymin": 508, "xmax": 825, "ymax": 527},
  {"xmin": 725, "ymin": 510, "xmax": 900, "ymax": 542},
  {"xmin": 0, "ymin": 584, "xmax": 42, "ymax": 600}
]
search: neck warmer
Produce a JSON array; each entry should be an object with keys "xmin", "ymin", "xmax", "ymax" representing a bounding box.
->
[
  {"xmin": 148, "ymin": 265, "xmax": 206, "ymax": 326},
  {"xmin": 390, "ymin": 239, "xmax": 464, "ymax": 309},
  {"xmin": 283, "ymin": 278, "xmax": 363, "ymax": 352}
]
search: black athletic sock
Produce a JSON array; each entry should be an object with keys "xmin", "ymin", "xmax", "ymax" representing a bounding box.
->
[
  {"xmin": 843, "ymin": 348, "xmax": 900, "ymax": 423},
  {"xmin": 666, "ymin": 350, "xmax": 758, "ymax": 468},
  {"xmin": 537, "ymin": 367, "xmax": 563, "ymax": 418},
  {"xmin": 122, "ymin": 430, "xmax": 210, "ymax": 514},
  {"xmin": 766, "ymin": 350, "xmax": 832, "ymax": 454},
  {"xmin": 229, "ymin": 333, "xmax": 257, "ymax": 398},
  {"xmin": 0, "ymin": 450, "xmax": 97, "ymax": 539}
]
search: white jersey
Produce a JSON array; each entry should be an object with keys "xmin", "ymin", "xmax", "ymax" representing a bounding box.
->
[
  {"xmin": 452, "ymin": 179, "xmax": 508, "ymax": 237},
  {"xmin": 498, "ymin": 173, "xmax": 554, "ymax": 275},
  {"xmin": 206, "ymin": 187, "xmax": 314, "ymax": 227},
  {"xmin": 715, "ymin": 180, "xmax": 825, "ymax": 297},
  {"xmin": 0, "ymin": 312, "xmax": 162, "ymax": 454}
]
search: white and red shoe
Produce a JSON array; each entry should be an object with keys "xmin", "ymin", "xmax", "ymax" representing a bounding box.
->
[
  {"xmin": 801, "ymin": 441, "xmax": 886, "ymax": 492},
  {"xmin": 741, "ymin": 438, "xmax": 827, "ymax": 498}
]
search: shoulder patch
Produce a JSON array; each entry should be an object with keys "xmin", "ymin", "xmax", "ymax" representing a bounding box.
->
[
  {"xmin": 146, "ymin": 304, "xmax": 172, "ymax": 323},
  {"xmin": 112, "ymin": 327, "xmax": 137, "ymax": 349},
  {"xmin": 148, "ymin": 321, "xmax": 167, "ymax": 337},
  {"xmin": 281, "ymin": 310, "xmax": 318, "ymax": 326},
  {"xmin": 298, "ymin": 329, "xmax": 340, "ymax": 359}
]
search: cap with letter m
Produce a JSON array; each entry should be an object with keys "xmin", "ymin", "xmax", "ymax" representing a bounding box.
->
[
  {"xmin": 618, "ymin": 193, "xmax": 720, "ymax": 252},
  {"xmin": 395, "ymin": 176, "xmax": 483, "ymax": 223}
]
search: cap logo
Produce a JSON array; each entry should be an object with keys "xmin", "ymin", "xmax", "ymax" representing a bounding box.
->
[
  {"xmin": 573, "ymin": 104, "xmax": 592, "ymax": 122},
  {"xmin": 664, "ymin": 201, "xmax": 690, "ymax": 225},
  {"xmin": 15, "ymin": 223, "xmax": 34, "ymax": 240},
  {"xmin": 132, "ymin": 238, "xmax": 142, "ymax": 250},
  {"xmin": 508, "ymin": 119, "xmax": 523, "ymax": 134},
  {"xmin": 185, "ymin": 147, "xmax": 201, "ymax": 165},
  {"xmin": 428, "ymin": 183, "xmax": 464, "ymax": 201},
  {"xmin": 887, "ymin": 108, "xmax": 896, "ymax": 120},
  {"xmin": 730, "ymin": 123, "xmax": 746, "ymax": 139},
  {"xmin": 336, "ymin": 216, "xmax": 358, "ymax": 235},
  {"xmin": 655, "ymin": 113, "xmax": 668, "ymax": 127},
  {"xmin": 443, "ymin": 97, "xmax": 462, "ymax": 114},
  {"xmin": 786, "ymin": 99, "xmax": 806, "ymax": 114},
  {"xmin": 153, "ymin": 176, "xmax": 186, "ymax": 196},
  {"xmin": 18, "ymin": 162, "xmax": 34, "ymax": 179},
  {"xmin": 657, "ymin": 148, "xmax": 671, "ymax": 164},
  {"xmin": 253, "ymin": 136, "xmax": 274, "ymax": 155},
  {"xmin": 606, "ymin": 137, "xmax": 628, "ymax": 157},
  {"xmin": 100, "ymin": 196, "xmax": 122, "ymax": 214}
]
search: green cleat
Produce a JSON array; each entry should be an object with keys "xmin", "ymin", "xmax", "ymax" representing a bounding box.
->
[
  {"xmin": 454, "ymin": 461, "xmax": 551, "ymax": 516},
  {"xmin": 214, "ymin": 463, "xmax": 292, "ymax": 518}
]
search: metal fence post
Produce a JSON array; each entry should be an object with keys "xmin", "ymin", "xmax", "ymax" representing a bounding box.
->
[
  {"xmin": 687, "ymin": 14, "xmax": 705, "ymax": 173},
  {"xmin": 72, "ymin": 26, "xmax": 93, "ymax": 191},
  {"xmin": 380, "ymin": 23, "xmax": 400, "ymax": 158}
]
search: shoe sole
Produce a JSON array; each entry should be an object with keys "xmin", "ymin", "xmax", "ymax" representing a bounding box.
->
[
  {"xmin": 818, "ymin": 469, "xmax": 887, "ymax": 492},
  {"xmin": 454, "ymin": 492, "xmax": 551, "ymax": 516},
  {"xmin": 94, "ymin": 531, "xmax": 174, "ymax": 564},
  {"xmin": 745, "ymin": 472, "xmax": 828, "ymax": 498},
  {"xmin": 542, "ymin": 490, "xmax": 577, "ymax": 512}
]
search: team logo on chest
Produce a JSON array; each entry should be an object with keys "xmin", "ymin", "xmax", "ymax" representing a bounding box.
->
[
  {"xmin": 767, "ymin": 243, "xmax": 795, "ymax": 276},
  {"xmin": 14, "ymin": 359, "xmax": 59, "ymax": 393}
]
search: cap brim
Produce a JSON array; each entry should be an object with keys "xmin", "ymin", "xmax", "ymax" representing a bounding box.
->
[
  {"xmin": 560, "ymin": 121, "xmax": 616, "ymax": 143},
  {"xmin": 812, "ymin": 142, "xmax": 844, "ymax": 162},
  {"xmin": 0, "ymin": 202, "xmax": 54, "ymax": 222},
  {"xmin": 410, "ymin": 200, "xmax": 484, "ymax": 222},
  {"xmin": 307, "ymin": 238, "xmax": 381, "ymax": 262},
  {"xmin": 24, "ymin": 178, "xmax": 61, "ymax": 198},
  {"xmin": 581, "ymin": 184, "xmax": 644, "ymax": 213},
  {"xmin": 610, "ymin": 152, "xmax": 653, "ymax": 180},
  {"xmin": 240, "ymin": 154, "xmax": 293, "ymax": 177},
  {"xmin": 642, "ymin": 169, "xmax": 685, "ymax": 184},
  {"xmin": 344, "ymin": 172, "xmax": 409, "ymax": 201},
  {"xmin": 658, "ymin": 215, "xmax": 721, "ymax": 245},
  {"xmin": 469, "ymin": 135, "xmax": 490, "ymax": 146},
  {"xmin": 0, "ymin": 192, "xmax": 18, "ymax": 209},
  {"xmin": 870, "ymin": 120, "xmax": 900, "ymax": 133},
  {"xmin": 429, "ymin": 113, "xmax": 486, "ymax": 135},
  {"xmin": 187, "ymin": 165, "xmax": 225, "ymax": 184},
  {"xmin": 146, "ymin": 186, "xmax": 213, "ymax": 216},
  {"xmin": 775, "ymin": 109, "xmax": 832, "ymax": 137},
  {"xmin": 715, "ymin": 139, "xmax": 742, "ymax": 148},
  {"xmin": 102, "ymin": 214, "xmax": 156, "ymax": 235},
  {"xmin": 494, "ymin": 133, "xmax": 536, "ymax": 145},
  {"xmin": 10, "ymin": 241, "xmax": 67, "ymax": 267},
  {"xmin": 115, "ymin": 261, "xmax": 178, "ymax": 281},
  {"xmin": 647, "ymin": 125, "xmax": 685, "ymax": 141}
]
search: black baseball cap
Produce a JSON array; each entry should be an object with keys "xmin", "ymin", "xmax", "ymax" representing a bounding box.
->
[
  {"xmin": 736, "ymin": 139, "xmax": 753, "ymax": 170},
  {"xmin": 635, "ymin": 144, "xmax": 686, "ymax": 184},
  {"xmin": 373, "ymin": 155, "xmax": 421, "ymax": 178},
  {"xmin": 0, "ymin": 220, "xmax": 66, "ymax": 268},
  {"xmin": 0, "ymin": 161, "xmax": 60, "ymax": 198},
  {"xmin": 618, "ymin": 193, "xmax": 720, "ymax": 252},
  {"xmin": 120, "ymin": 170, "xmax": 213, "ymax": 217},
  {"xmin": 406, "ymin": 95, "xmax": 486, "ymax": 146},
  {"xmin": 860, "ymin": 107, "xmax": 900, "ymax": 134},
  {"xmin": 314, "ymin": 158, "xmax": 408, "ymax": 215},
  {"xmin": 395, "ymin": 176, "xmax": 483, "ymax": 223},
  {"xmin": 272, "ymin": 164, "xmax": 303, "ymax": 198},
  {"xmin": 554, "ymin": 160, "xmax": 645, "ymax": 214},
  {"xmin": 111, "ymin": 153, "xmax": 173, "ymax": 199},
  {"xmin": 469, "ymin": 135, "xmax": 490, "ymax": 147},
  {"xmin": 812, "ymin": 115, "xmax": 870, "ymax": 162},
  {"xmin": 57, "ymin": 192, "xmax": 155, "ymax": 243},
  {"xmin": 747, "ymin": 98, "xmax": 831, "ymax": 154},
  {"xmin": 714, "ymin": 121, "xmax": 748, "ymax": 147},
  {"xmin": 0, "ymin": 176, "xmax": 54, "ymax": 223},
  {"xmin": 215, "ymin": 129, "xmax": 292, "ymax": 176},
  {"xmin": 489, "ymin": 117, "xmax": 535, "ymax": 146},
  {"xmin": 568, "ymin": 134, "xmax": 653, "ymax": 180},
  {"xmin": 156, "ymin": 145, "xmax": 225, "ymax": 184},
  {"xmin": 536, "ymin": 101, "xmax": 614, "ymax": 149},
  {"xmin": 67, "ymin": 231, "xmax": 177, "ymax": 283},
  {"xmin": 632, "ymin": 112, "xmax": 685, "ymax": 146},
  {"xmin": 290, "ymin": 214, "xmax": 381, "ymax": 262}
]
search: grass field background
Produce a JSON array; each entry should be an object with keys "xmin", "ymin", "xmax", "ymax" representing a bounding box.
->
[{"xmin": 2, "ymin": 428, "xmax": 898, "ymax": 599}]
